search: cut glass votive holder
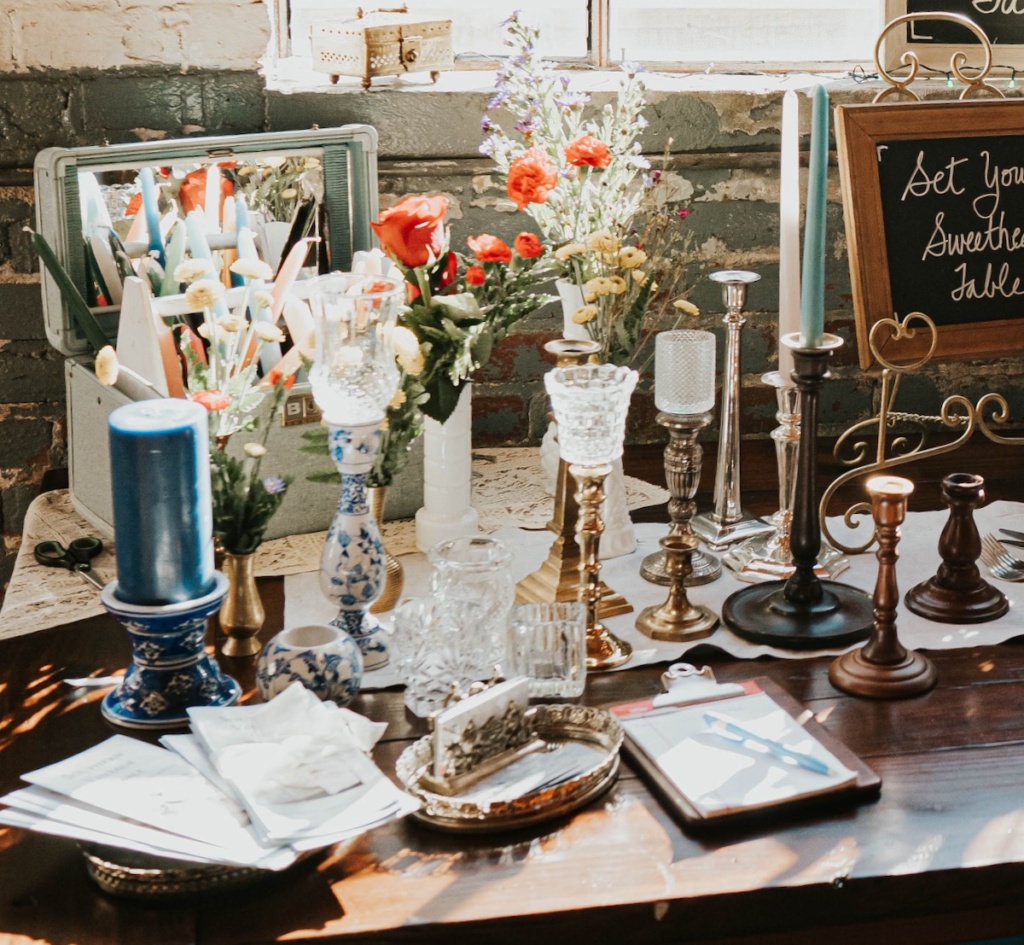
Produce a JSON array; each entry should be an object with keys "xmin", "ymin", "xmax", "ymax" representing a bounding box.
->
[
  {"xmin": 506, "ymin": 602, "xmax": 587, "ymax": 699},
  {"xmin": 390, "ymin": 596, "xmax": 489, "ymax": 718},
  {"xmin": 655, "ymin": 329, "xmax": 716, "ymax": 414},
  {"xmin": 544, "ymin": 363, "xmax": 639, "ymax": 467},
  {"xmin": 306, "ymin": 272, "xmax": 404, "ymax": 425}
]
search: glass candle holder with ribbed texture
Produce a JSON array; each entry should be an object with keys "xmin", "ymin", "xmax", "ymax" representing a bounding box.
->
[
  {"xmin": 655, "ymin": 329, "xmax": 716, "ymax": 414},
  {"xmin": 544, "ymin": 363, "xmax": 638, "ymax": 467}
]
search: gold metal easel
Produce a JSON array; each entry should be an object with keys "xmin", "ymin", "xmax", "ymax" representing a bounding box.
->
[{"xmin": 820, "ymin": 12, "xmax": 1019, "ymax": 553}]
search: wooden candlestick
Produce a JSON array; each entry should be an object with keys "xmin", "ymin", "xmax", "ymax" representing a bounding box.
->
[
  {"xmin": 829, "ymin": 476, "xmax": 937, "ymax": 699},
  {"xmin": 904, "ymin": 473, "xmax": 1008, "ymax": 623}
]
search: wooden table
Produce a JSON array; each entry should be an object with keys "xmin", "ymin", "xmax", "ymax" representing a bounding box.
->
[
  {"xmin": 4, "ymin": 435, "xmax": 1024, "ymax": 944},
  {"xmin": 3, "ymin": 580, "xmax": 1024, "ymax": 945}
]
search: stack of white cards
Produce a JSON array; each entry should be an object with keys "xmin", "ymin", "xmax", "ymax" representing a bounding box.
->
[{"xmin": 0, "ymin": 683, "xmax": 419, "ymax": 870}]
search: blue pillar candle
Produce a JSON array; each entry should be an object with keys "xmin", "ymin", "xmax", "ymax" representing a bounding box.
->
[
  {"xmin": 800, "ymin": 83, "xmax": 829, "ymax": 349},
  {"xmin": 108, "ymin": 399, "xmax": 215, "ymax": 605}
]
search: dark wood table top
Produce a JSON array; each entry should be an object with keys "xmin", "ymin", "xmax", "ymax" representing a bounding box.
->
[{"xmin": 4, "ymin": 436, "xmax": 1024, "ymax": 944}]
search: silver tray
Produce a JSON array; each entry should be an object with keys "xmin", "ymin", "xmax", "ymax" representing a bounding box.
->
[
  {"xmin": 81, "ymin": 844, "xmax": 269, "ymax": 898},
  {"xmin": 396, "ymin": 703, "xmax": 623, "ymax": 833}
]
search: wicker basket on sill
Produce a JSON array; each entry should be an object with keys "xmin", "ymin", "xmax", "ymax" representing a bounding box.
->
[{"xmin": 311, "ymin": 5, "xmax": 454, "ymax": 90}]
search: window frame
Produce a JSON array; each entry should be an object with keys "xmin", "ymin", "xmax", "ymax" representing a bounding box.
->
[{"xmin": 274, "ymin": 0, "xmax": 878, "ymax": 74}]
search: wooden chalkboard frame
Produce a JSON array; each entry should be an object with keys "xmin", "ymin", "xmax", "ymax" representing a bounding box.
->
[
  {"xmin": 835, "ymin": 98, "xmax": 1024, "ymax": 368},
  {"xmin": 883, "ymin": 1, "xmax": 1024, "ymax": 71}
]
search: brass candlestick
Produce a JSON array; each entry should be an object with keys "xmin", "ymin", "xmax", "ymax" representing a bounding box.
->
[
  {"xmin": 571, "ymin": 462, "xmax": 633, "ymax": 670},
  {"xmin": 637, "ymin": 535, "xmax": 718, "ymax": 642},
  {"xmin": 516, "ymin": 338, "xmax": 631, "ymax": 617},
  {"xmin": 829, "ymin": 476, "xmax": 937, "ymax": 698},
  {"xmin": 640, "ymin": 411, "xmax": 721, "ymax": 587}
]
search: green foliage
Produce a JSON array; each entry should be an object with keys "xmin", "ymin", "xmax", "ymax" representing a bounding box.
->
[{"xmin": 209, "ymin": 379, "xmax": 293, "ymax": 555}]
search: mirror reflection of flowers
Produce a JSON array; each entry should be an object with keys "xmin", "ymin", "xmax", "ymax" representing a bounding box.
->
[
  {"xmin": 369, "ymin": 193, "xmax": 552, "ymax": 425},
  {"xmin": 207, "ymin": 374, "xmax": 295, "ymax": 556},
  {"xmin": 480, "ymin": 12, "xmax": 697, "ymax": 366},
  {"xmin": 175, "ymin": 257, "xmax": 287, "ymax": 440}
]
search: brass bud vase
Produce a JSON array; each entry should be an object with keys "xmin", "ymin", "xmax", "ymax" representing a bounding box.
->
[
  {"xmin": 368, "ymin": 485, "xmax": 404, "ymax": 614},
  {"xmin": 219, "ymin": 552, "xmax": 265, "ymax": 657}
]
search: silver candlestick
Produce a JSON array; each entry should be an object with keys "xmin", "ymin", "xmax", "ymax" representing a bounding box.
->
[
  {"xmin": 691, "ymin": 270, "xmax": 772, "ymax": 549},
  {"xmin": 722, "ymin": 371, "xmax": 847, "ymax": 581}
]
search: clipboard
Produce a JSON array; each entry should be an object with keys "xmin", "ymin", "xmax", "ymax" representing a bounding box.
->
[{"xmin": 609, "ymin": 677, "xmax": 881, "ymax": 832}]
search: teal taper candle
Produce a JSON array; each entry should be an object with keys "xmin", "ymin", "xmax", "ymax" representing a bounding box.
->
[
  {"xmin": 800, "ymin": 84, "xmax": 829, "ymax": 349},
  {"xmin": 108, "ymin": 399, "xmax": 215, "ymax": 605}
]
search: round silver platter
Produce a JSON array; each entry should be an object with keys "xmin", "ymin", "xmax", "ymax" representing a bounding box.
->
[{"xmin": 396, "ymin": 703, "xmax": 624, "ymax": 833}]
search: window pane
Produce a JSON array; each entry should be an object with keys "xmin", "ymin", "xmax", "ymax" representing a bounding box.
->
[
  {"xmin": 287, "ymin": 2, "xmax": 587, "ymax": 60},
  {"xmin": 608, "ymin": 0, "xmax": 880, "ymax": 63}
]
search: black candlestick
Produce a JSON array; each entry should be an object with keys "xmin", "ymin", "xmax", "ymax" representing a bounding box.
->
[{"xmin": 722, "ymin": 335, "xmax": 874, "ymax": 649}]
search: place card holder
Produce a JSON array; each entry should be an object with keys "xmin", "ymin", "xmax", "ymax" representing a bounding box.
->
[{"xmin": 419, "ymin": 678, "xmax": 546, "ymax": 797}]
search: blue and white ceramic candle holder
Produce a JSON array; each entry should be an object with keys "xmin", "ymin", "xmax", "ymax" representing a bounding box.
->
[
  {"xmin": 320, "ymin": 421, "xmax": 390, "ymax": 670},
  {"xmin": 100, "ymin": 572, "xmax": 240, "ymax": 729},
  {"xmin": 256, "ymin": 623, "xmax": 363, "ymax": 704}
]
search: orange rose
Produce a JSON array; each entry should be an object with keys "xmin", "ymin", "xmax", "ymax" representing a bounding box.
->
[
  {"xmin": 465, "ymin": 265, "xmax": 486, "ymax": 286},
  {"xmin": 370, "ymin": 194, "xmax": 448, "ymax": 268},
  {"xmin": 467, "ymin": 234, "xmax": 512, "ymax": 264},
  {"xmin": 506, "ymin": 148, "xmax": 558, "ymax": 210},
  {"xmin": 564, "ymin": 135, "xmax": 612, "ymax": 169},
  {"xmin": 178, "ymin": 169, "xmax": 234, "ymax": 216},
  {"xmin": 514, "ymin": 232, "xmax": 543, "ymax": 258},
  {"xmin": 192, "ymin": 389, "xmax": 230, "ymax": 412}
]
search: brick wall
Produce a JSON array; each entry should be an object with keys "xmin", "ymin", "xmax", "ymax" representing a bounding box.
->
[{"xmin": 1, "ymin": 9, "xmax": 1021, "ymax": 595}]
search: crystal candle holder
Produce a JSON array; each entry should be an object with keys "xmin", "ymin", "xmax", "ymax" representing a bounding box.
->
[
  {"xmin": 643, "ymin": 329, "xmax": 721, "ymax": 587},
  {"xmin": 308, "ymin": 272, "xmax": 404, "ymax": 670},
  {"xmin": 544, "ymin": 363, "xmax": 638, "ymax": 670},
  {"xmin": 655, "ymin": 329, "xmax": 716, "ymax": 414}
]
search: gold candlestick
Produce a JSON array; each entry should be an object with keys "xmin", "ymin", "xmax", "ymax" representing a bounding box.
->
[
  {"xmin": 516, "ymin": 339, "xmax": 631, "ymax": 617},
  {"xmin": 829, "ymin": 476, "xmax": 937, "ymax": 698},
  {"xmin": 637, "ymin": 536, "xmax": 718, "ymax": 642},
  {"xmin": 570, "ymin": 462, "xmax": 633, "ymax": 670}
]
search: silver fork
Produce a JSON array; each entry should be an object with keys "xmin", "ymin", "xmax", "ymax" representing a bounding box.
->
[{"xmin": 981, "ymin": 534, "xmax": 1024, "ymax": 582}]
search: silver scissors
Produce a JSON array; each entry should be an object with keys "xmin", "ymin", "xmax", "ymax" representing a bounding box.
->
[{"xmin": 34, "ymin": 537, "xmax": 105, "ymax": 591}]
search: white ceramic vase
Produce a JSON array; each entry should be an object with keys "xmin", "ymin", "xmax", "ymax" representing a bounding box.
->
[{"xmin": 415, "ymin": 382, "xmax": 478, "ymax": 553}]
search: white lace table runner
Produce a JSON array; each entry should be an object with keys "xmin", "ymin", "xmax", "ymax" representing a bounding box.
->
[
  {"xmin": 287, "ymin": 502, "xmax": 1024, "ymax": 690},
  {"xmin": 0, "ymin": 448, "xmax": 667, "ymax": 641}
]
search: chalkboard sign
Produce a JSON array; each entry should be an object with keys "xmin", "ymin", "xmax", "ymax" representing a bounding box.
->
[
  {"xmin": 905, "ymin": 1, "xmax": 1024, "ymax": 45},
  {"xmin": 835, "ymin": 98, "xmax": 1024, "ymax": 368}
]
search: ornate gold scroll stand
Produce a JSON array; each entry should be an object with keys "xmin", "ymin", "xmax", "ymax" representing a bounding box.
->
[
  {"xmin": 821, "ymin": 314, "xmax": 1023, "ymax": 556},
  {"xmin": 872, "ymin": 11, "xmax": 1003, "ymax": 104}
]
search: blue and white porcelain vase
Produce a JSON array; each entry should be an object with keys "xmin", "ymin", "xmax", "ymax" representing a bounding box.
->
[
  {"xmin": 320, "ymin": 420, "xmax": 390, "ymax": 670},
  {"xmin": 256, "ymin": 623, "xmax": 363, "ymax": 704}
]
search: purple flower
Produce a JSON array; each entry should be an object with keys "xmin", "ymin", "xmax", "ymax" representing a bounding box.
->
[
  {"xmin": 488, "ymin": 89, "xmax": 510, "ymax": 110},
  {"xmin": 262, "ymin": 476, "xmax": 287, "ymax": 495}
]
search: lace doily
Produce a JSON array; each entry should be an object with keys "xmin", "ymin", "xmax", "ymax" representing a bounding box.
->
[{"xmin": 0, "ymin": 448, "xmax": 667, "ymax": 640}]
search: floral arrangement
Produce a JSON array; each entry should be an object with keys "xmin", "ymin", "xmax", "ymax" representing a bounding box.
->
[
  {"xmin": 207, "ymin": 377, "xmax": 294, "ymax": 556},
  {"xmin": 174, "ymin": 258, "xmax": 288, "ymax": 440},
  {"xmin": 369, "ymin": 192, "xmax": 552, "ymax": 425},
  {"xmin": 480, "ymin": 12, "xmax": 696, "ymax": 366}
]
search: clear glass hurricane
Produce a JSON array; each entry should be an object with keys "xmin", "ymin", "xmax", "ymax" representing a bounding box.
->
[
  {"xmin": 307, "ymin": 272, "xmax": 404, "ymax": 426},
  {"xmin": 544, "ymin": 363, "xmax": 638, "ymax": 467}
]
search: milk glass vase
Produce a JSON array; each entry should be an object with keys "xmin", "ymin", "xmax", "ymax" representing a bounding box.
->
[
  {"xmin": 308, "ymin": 272, "xmax": 404, "ymax": 671},
  {"xmin": 545, "ymin": 363, "xmax": 638, "ymax": 670}
]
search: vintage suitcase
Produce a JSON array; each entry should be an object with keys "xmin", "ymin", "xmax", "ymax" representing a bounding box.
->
[
  {"xmin": 311, "ymin": 7, "xmax": 453, "ymax": 89},
  {"xmin": 34, "ymin": 125, "xmax": 423, "ymax": 540}
]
